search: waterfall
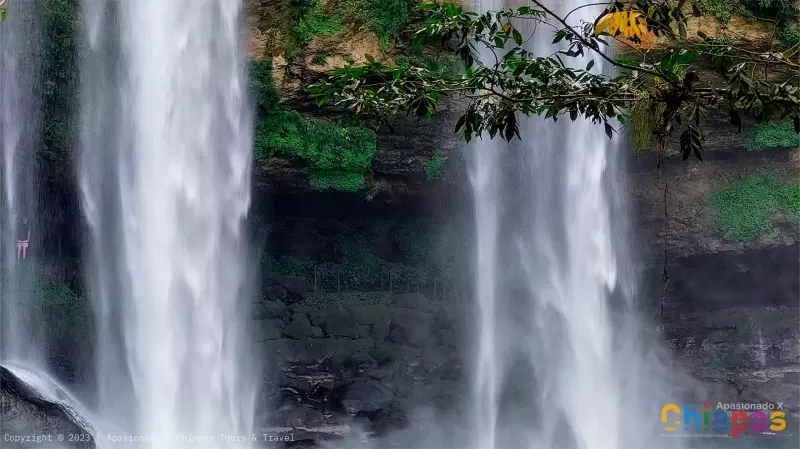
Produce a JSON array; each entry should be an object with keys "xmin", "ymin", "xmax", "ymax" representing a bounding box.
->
[
  {"xmin": 468, "ymin": 1, "xmax": 677, "ymax": 448},
  {"xmin": 79, "ymin": 0, "xmax": 258, "ymax": 445},
  {"xmin": 0, "ymin": 0, "xmax": 44, "ymax": 365}
]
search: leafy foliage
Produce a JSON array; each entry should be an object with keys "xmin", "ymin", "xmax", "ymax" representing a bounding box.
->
[
  {"xmin": 309, "ymin": 1, "xmax": 800, "ymax": 163},
  {"xmin": 294, "ymin": 1, "xmax": 345, "ymax": 44},
  {"xmin": 746, "ymin": 121, "xmax": 800, "ymax": 150},
  {"xmin": 249, "ymin": 60, "xmax": 377, "ymax": 191},
  {"xmin": 739, "ymin": 0, "xmax": 799, "ymax": 23},
  {"xmin": 709, "ymin": 174, "xmax": 797, "ymax": 242},
  {"xmin": 779, "ymin": 27, "xmax": 800, "ymax": 46},
  {"xmin": 693, "ymin": 0, "xmax": 742, "ymax": 23},
  {"xmin": 340, "ymin": 0, "xmax": 413, "ymax": 49},
  {"xmin": 424, "ymin": 154, "xmax": 447, "ymax": 180}
]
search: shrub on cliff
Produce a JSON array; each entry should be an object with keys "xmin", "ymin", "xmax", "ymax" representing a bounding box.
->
[{"xmin": 310, "ymin": 1, "xmax": 800, "ymax": 165}]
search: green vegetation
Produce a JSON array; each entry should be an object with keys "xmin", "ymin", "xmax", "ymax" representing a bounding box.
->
[
  {"xmin": 694, "ymin": 0, "xmax": 798, "ymax": 24},
  {"xmin": 295, "ymin": 1, "xmax": 345, "ymax": 44},
  {"xmin": 289, "ymin": 0, "xmax": 415, "ymax": 55},
  {"xmin": 424, "ymin": 154, "xmax": 447, "ymax": 180},
  {"xmin": 739, "ymin": 0, "xmax": 798, "ymax": 23},
  {"xmin": 709, "ymin": 175, "xmax": 798, "ymax": 243},
  {"xmin": 779, "ymin": 27, "xmax": 800, "ymax": 46},
  {"xmin": 309, "ymin": 171, "xmax": 366, "ymax": 192},
  {"xmin": 341, "ymin": 0, "xmax": 413, "ymax": 49},
  {"xmin": 249, "ymin": 59, "xmax": 377, "ymax": 191},
  {"xmin": 395, "ymin": 51, "xmax": 462, "ymax": 79},
  {"xmin": 746, "ymin": 122, "xmax": 800, "ymax": 151},
  {"xmin": 262, "ymin": 222, "xmax": 461, "ymax": 293},
  {"xmin": 42, "ymin": 0, "xmax": 79, "ymax": 165},
  {"xmin": 694, "ymin": 0, "xmax": 742, "ymax": 23},
  {"xmin": 777, "ymin": 185, "xmax": 800, "ymax": 216},
  {"xmin": 312, "ymin": 51, "xmax": 329, "ymax": 64},
  {"xmin": 310, "ymin": 2, "xmax": 800, "ymax": 162},
  {"xmin": 35, "ymin": 281, "xmax": 91, "ymax": 341}
]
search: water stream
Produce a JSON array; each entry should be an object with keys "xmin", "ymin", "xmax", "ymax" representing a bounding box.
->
[
  {"xmin": 79, "ymin": 0, "xmax": 257, "ymax": 446},
  {"xmin": 467, "ymin": 1, "xmax": 677, "ymax": 448},
  {"xmin": 0, "ymin": 0, "xmax": 44, "ymax": 366}
]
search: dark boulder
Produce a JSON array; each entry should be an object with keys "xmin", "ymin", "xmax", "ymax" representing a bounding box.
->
[
  {"xmin": 283, "ymin": 313, "xmax": 313, "ymax": 339},
  {"xmin": 268, "ymin": 274, "xmax": 311, "ymax": 303},
  {"xmin": 1, "ymin": 365, "xmax": 95, "ymax": 449}
]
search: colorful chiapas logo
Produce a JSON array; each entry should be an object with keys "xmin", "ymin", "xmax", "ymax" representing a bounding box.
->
[{"xmin": 661, "ymin": 402, "xmax": 786, "ymax": 438}]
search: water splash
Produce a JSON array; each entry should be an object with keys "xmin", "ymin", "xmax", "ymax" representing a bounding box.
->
[{"xmin": 79, "ymin": 0, "xmax": 258, "ymax": 446}]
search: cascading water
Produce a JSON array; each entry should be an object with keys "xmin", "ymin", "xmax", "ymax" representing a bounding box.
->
[
  {"xmin": 0, "ymin": 0, "xmax": 43, "ymax": 365},
  {"xmin": 468, "ymin": 1, "xmax": 677, "ymax": 448},
  {"xmin": 79, "ymin": 0, "xmax": 258, "ymax": 446}
]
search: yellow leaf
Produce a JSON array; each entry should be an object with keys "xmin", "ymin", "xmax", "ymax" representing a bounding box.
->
[
  {"xmin": 639, "ymin": 23, "xmax": 648, "ymax": 36},
  {"xmin": 594, "ymin": 13, "xmax": 614, "ymax": 35},
  {"xmin": 608, "ymin": 12, "xmax": 622, "ymax": 35},
  {"xmin": 629, "ymin": 12, "xmax": 640, "ymax": 39},
  {"xmin": 503, "ymin": 23, "xmax": 511, "ymax": 32},
  {"xmin": 486, "ymin": 90, "xmax": 494, "ymax": 95},
  {"xmin": 356, "ymin": 105, "xmax": 362, "ymax": 114}
]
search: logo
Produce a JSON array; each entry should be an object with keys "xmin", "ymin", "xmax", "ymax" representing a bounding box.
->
[{"xmin": 661, "ymin": 402, "xmax": 786, "ymax": 438}]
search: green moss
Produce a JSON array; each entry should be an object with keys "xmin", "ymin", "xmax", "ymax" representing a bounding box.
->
[
  {"xmin": 779, "ymin": 27, "xmax": 800, "ymax": 46},
  {"xmin": 341, "ymin": 0, "xmax": 412, "ymax": 49},
  {"xmin": 777, "ymin": 185, "xmax": 800, "ymax": 216},
  {"xmin": 709, "ymin": 174, "xmax": 800, "ymax": 242},
  {"xmin": 424, "ymin": 154, "xmax": 447, "ymax": 180},
  {"xmin": 249, "ymin": 60, "xmax": 281, "ymax": 113},
  {"xmin": 709, "ymin": 175, "xmax": 779, "ymax": 242},
  {"xmin": 746, "ymin": 122, "xmax": 800, "ymax": 150},
  {"xmin": 249, "ymin": 58, "xmax": 377, "ymax": 192},
  {"xmin": 309, "ymin": 171, "xmax": 366, "ymax": 192},
  {"xmin": 694, "ymin": 0, "xmax": 742, "ymax": 23},
  {"xmin": 295, "ymin": 2, "xmax": 345, "ymax": 44}
]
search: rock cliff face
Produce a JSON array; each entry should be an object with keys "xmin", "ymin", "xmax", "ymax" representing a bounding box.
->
[{"xmin": 238, "ymin": 1, "xmax": 799, "ymax": 441}]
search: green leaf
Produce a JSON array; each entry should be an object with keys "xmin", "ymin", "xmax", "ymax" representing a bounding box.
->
[
  {"xmin": 455, "ymin": 115, "xmax": 466, "ymax": 132},
  {"xmin": 512, "ymin": 29, "xmax": 523, "ymax": 45},
  {"xmin": 553, "ymin": 30, "xmax": 566, "ymax": 44},
  {"xmin": 604, "ymin": 122, "xmax": 613, "ymax": 139},
  {"xmin": 586, "ymin": 59, "xmax": 595, "ymax": 71},
  {"xmin": 675, "ymin": 50, "xmax": 697, "ymax": 66},
  {"xmin": 1, "ymin": 7, "xmax": 7, "ymax": 21}
]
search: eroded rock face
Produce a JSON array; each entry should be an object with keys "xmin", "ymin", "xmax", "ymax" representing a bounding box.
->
[{"xmin": 1, "ymin": 365, "xmax": 95, "ymax": 449}]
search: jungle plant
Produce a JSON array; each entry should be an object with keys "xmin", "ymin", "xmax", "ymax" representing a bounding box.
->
[{"xmin": 308, "ymin": 1, "xmax": 800, "ymax": 165}]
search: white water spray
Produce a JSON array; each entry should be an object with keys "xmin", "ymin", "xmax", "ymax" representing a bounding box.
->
[
  {"xmin": 79, "ymin": 0, "xmax": 257, "ymax": 446},
  {"xmin": 0, "ymin": 0, "xmax": 43, "ymax": 365},
  {"xmin": 468, "ymin": 1, "xmax": 677, "ymax": 448}
]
